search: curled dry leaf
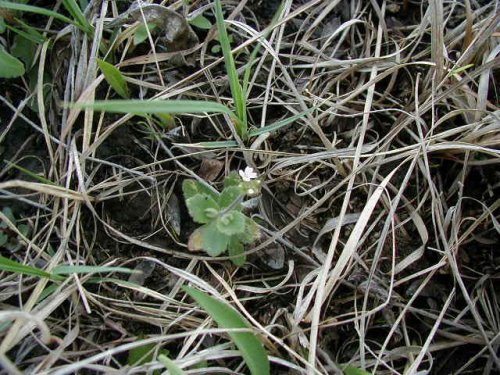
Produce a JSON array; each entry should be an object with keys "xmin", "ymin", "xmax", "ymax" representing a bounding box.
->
[
  {"xmin": 262, "ymin": 244, "xmax": 285, "ymax": 270},
  {"xmin": 127, "ymin": 1, "xmax": 199, "ymax": 52},
  {"xmin": 167, "ymin": 194, "xmax": 181, "ymax": 236},
  {"xmin": 198, "ymin": 158, "xmax": 224, "ymax": 182},
  {"xmin": 128, "ymin": 260, "xmax": 156, "ymax": 286},
  {"xmin": 187, "ymin": 227, "xmax": 203, "ymax": 252}
]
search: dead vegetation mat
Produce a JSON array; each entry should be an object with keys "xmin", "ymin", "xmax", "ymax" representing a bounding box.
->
[{"xmin": 0, "ymin": 0, "xmax": 499, "ymax": 374}]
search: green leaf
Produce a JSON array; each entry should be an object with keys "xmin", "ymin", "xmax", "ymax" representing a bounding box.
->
[
  {"xmin": 97, "ymin": 59, "xmax": 130, "ymax": 98},
  {"xmin": 0, "ymin": 17, "xmax": 5, "ymax": 33},
  {"xmin": 228, "ymin": 237, "xmax": 246, "ymax": 266},
  {"xmin": 0, "ymin": 48, "xmax": 25, "ymax": 78},
  {"xmin": 152, "ymin": 113, "xmax": 175, "ymax": 129},
  {"xmin": 37, "ymin": 283, "xmax": 58, "ymax": 303},
  {"xmin": 211, "ymin": 44, "xmax": 221, "ymax": 54},
  {"xmin": 52, "ymin": 265, "xmax": 136, "ymax": 276},
  {"xmin": 182, "ymin": 179, "xmax": 201, "ymax": 200},
  {"xmin": 240, "ymin": 218, "xmax": 260, "ymax": 244},
  {"xmin": 128, "ymin": 342, "xmax": 170, "ymax": 372},
  {"xmin": 127, "ymin": 341, "xmax": 159, "ymax": 366},
  {"xmin": 158, "ymin": 354, "xmax": 186, "ymax": 375},
  {"xmin": 218, "ymin": 186, "xmax": 242, "ymax": 209},
  {"xmin": 182, "ymin": 179, "xmax": 218, "ymax": 200},
  {"xmin": 0, "ymin": 232, "xmax": 8, "ymax": 247},
  {"xmin": 128, "ymin": 342, "xmax": 155, "ymax": 365},
  {"xmin": 2, "ymin": 207, "xmax": 15, "ymax": 223},
  {"xmin": 223, "ymin": 171, "xmax": 241, "ymax": 188},
  {"xmin": 216, "ymin": 211, "xmax": 245, "ymax": 235},
  {"xmin": 200, "ymin": 221, "xmax": 229, "ymax": 256},
  {"xmin": 0, "ymin": 255, "xmax": 60, "ymax": 281},
  {"xmin": 214, "ymin": 0, "xmax": 247, "ymax": 137},
  {"xmin": 189, "ymin": 15, "xmax": 212, "ymax": 30},
  {"xmin": 73, "ymin": 99, "xmax": 235, "ymax": 117},
  {"xmin": 343, "ymin": 366, "xmax": 371, "ymax": 375},
  {"xmin": 183, "ymin": 286, "xmax": 270, "ymax": 375},
  {"xmin": 18, "ymin": 224, "xmax": 30, "ymax": 237},
  {"xmin": 134, "ymin": 22, "xmax": 157, "ymax": 45},
  {"xmin": 186, "ymin": 194, "xmax": 219, "ymax": 224}
]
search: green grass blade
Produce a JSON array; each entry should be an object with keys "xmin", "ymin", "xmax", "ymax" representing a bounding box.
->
[
  {"xmin": 97, "ymin": 59, "xmax": 130, "ymax": 98},
  {"xmin": 242, "ymin": 0, "xmax": 285, "ymax": 95},
  {"xmin": 62, "ymin": 0, "xmax": 94, "ymax": 35},
  {"xmin": 73, "ymin": 99, "xmax": 235, "ymax": 116},
  {"xmin": 37, "ymin": 283, "xmax": 59, "ymax": 302},
  {"xmin": 173, "ymin": 106, "xmax": 314, "ymax": 147},
  {"xmin": 242, "ymin": 44, "xmax": 263, "ymax": 98},
  {"xmin": 6, "ymin": 161, "xmax": 57, "ymax": 185},
  {"xmin": 248, "ymin": 106, "xmax": 315, "ymax": 137},
  {"xmin": 0, "ymin": 255, "xmax": 60, "ymax": 281},
  {"xmin": 0, "ymin": 1, "xmax": 83, "ymax": 32},
  {"xmin": 183, "ymin": 286, "xmax": 270, "ymax": 375},
  {"xmin": 6, "ymin": 22, "xmax": 46, "ymax": 44},
  {"xmin": 158, "ymin": 354, "xmax": 186, "ymax": 375},
  {"xmin": 214, "ymin": 0, "xmax": 247, "ymax": 137}
]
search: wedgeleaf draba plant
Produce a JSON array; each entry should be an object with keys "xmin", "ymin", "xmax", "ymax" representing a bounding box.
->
[{"xmin": 182, "ymin": 167, "xmax": 261, "ymax": 266}]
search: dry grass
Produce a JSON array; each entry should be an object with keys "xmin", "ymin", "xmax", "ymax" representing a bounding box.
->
[{"xmin": 0, "ymin": 0, "xmax": 499, "ymax": 374}]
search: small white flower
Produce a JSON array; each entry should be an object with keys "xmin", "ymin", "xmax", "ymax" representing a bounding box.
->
[{"xmin": 239, "ymin": 166, "xmax": 257, "ymax": 182}]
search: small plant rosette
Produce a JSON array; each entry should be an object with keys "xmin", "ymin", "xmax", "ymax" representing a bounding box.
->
[{"xmin": 182, "ymin": 167, "xmax": 261, "ymax": 265}]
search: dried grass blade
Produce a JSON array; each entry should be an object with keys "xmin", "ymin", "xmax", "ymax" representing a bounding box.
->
[{"xmin": 429, "ymin": 0, "xmax": 445, "ymax": 81}]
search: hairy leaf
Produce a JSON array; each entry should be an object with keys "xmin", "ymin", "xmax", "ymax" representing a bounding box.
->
[
  {"xmin": 182, "ymin": 179, "xmax": 218, "ymax": 201},
  {"xmin": 223, "ymin": 171, "xmax": 241, "ymax": 188},
  {"xmin": 218, "ymin": 186, "xmax": 242, "ymax": 209},
  {"xmin": 240, "ymin": 218, "xmax": 260, "ymax": 244},
  {"xmin": 228, "ymin": 237, "xmax": 246, "ymax": 266},
  {"xmin": 216, "ymin": 211, "xmax": 245, "ymax": 236},
  {"xmin": 185, "ymin": 194, "xmax": 219, "ymax": 224},
  {"xmin": 200, "ymin": 221, "xmax": 229, "ymax": 256}
]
